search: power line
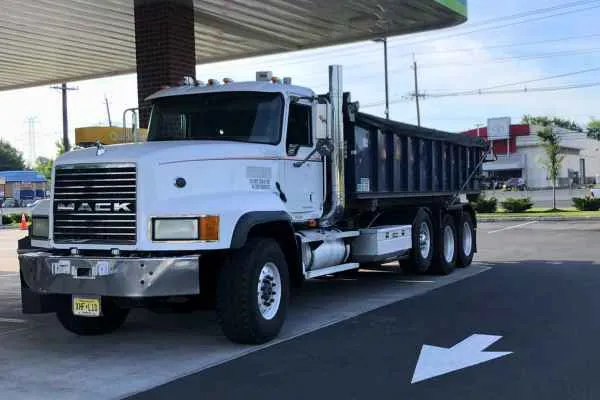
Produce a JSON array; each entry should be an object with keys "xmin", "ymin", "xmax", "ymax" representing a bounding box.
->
[
  {"xmin": 473, "ymin": 66, "xmax": 600, "ymax": 92},
  {"xmin": 396, "ymin": 1, "xmax": 600, "ymax": 49},
  {"xmin": 426, "ymin": 81, "xmax": 600, "ymax": 98},
  {"xmin": 419, "ymin": 48, "xmax": 600, "ymax": 68},
  {"xmin": 217, "ymin": 1, "xmax": 600, "ymax": 70},
  {"xmin": 410, "ymin": 33, "xmax": 600, "ymax": 56},
  {"xmin": 360, "ymin": 81, "xmax": 600, "ymax": 108}
]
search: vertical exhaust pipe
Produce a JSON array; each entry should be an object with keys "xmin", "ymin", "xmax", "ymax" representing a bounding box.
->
[{"xmin": 320, "ymin": 65, "xmax": 345, "ymax": 226}]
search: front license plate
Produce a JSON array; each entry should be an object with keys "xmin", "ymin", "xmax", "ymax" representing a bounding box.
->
[{"xmin": 72, "ymin": 297, "xmax": 101, "ymax": 317}]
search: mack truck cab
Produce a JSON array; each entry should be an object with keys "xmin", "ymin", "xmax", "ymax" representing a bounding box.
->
[{"xmin": 19, "ymin": 66, "xmax": 484, "ymax": 344}]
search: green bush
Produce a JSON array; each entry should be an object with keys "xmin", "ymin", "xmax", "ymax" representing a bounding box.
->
[
  {"xmin": 501, "ymin": 198, "xmax": 533, "ymax": 213},
  {"xmin": 472, "ymin": 196, "xmax": 498, "ymax": 213},
  {"xmin": 572, "ymin": 197, "xmax": 600, "ymax": 211},
  {"xmin": 1, "ymin": 213, "xmax": 26, "ymax": 225}
]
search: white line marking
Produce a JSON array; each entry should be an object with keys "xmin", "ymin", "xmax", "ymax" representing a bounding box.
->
[
  {"xmin": 0, "ymin": 273, "xmax": 18, "ymax": 278},
  {"xmin": 488, "ymin": 221, "xmax": 537, "ymax": 234},
  {"xmin": 0, "ymin": 317, "xmax": 27, "ymax": 324}
]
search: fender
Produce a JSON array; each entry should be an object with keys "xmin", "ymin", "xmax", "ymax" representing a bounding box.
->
[{"xmin": 230, "ymin": 211, "xmax": 292, "ymax": 249}]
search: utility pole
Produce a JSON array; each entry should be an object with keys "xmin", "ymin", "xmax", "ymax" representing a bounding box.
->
[
  {"xmin": 374, "ymin": 37, "xmax": 390, "ymax": 119},
  {"xmin": 412, "ymin": 58, "xmax": 421, "ymax": 127},
  {"xmin": 104, "ymin": 95, "xmax": 113, "ymax": 127},
  {"xmin": 51, "ymin": 83, "xmax": 78, "ymax": 152},
  {"xmin": 25, "ymin": 116, "xmax": 39, "ymax": 167}
]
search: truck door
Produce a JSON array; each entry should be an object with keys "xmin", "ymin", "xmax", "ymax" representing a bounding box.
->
[{"xmin": 283, "ymin": 101, "xmax": 324, "ymax": 221}]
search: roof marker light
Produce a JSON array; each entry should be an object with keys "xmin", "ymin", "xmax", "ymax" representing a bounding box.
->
[
  {"xmin": 207, "ymin": 79, "xmax": 220, "ymax": 86},
  {"xmin": 271, "ymin": 76, "xmax": 281, "ymax": 84},
  {"xmin": 256, "ymin": 71, "xmax": 273, "ymax": 81},
  {"xmin": 223, "ymin": 78, "xmax": 234, "ymax": 84},
  {"xmin": 181, "ymin": 76, "xmax": 200, "ymax": 86},
  {"xmin": 283, "ymin": 77, "xmax": 292, "ymax": 85}
]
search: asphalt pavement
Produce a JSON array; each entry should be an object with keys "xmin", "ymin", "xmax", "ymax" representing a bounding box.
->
[
  {"xmin": 0, "ymin": 221, "xmax": 598, "ymax": 399},
  {"xmin": 131, "ymin": 262, "xmax": 600, "ymax": 400},
  {"xmin": 130, "ymin": 220, "xmax": 600, "ymax": 400}
]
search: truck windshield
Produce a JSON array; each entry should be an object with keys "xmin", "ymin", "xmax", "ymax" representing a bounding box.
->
[{"xmin": 147, "ymin": 92, "xmax": 284, "ymax": 144}]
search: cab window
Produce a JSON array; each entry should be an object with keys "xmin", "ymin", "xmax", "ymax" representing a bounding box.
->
[{"xmin": 286, "ymin": 103, "xmax": 312, "ymax": 155}]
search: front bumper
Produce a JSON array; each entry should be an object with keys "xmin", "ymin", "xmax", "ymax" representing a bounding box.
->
[{"xmin": 19, "ymin": 252, "xmax": 200, "ymax": 297}]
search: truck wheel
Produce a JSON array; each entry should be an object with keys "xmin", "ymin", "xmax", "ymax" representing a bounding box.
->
[
  {"xmin": 457, "ymin": 212, "xmax": 475, "ymax": 267},
  {"xmin": 405, "ymin": 210, "xmax": 434, "ymax": 274},
  {"xmin": 56, "ymin": 297, "xmax": 129, "ymax": 336},
  {"xmin": 217, "ymin": 237, "xmax": 289, "ymax": 344},
  {"xmin": 431, "ymin": 214, "xmax": 457, "ymax": 275}
]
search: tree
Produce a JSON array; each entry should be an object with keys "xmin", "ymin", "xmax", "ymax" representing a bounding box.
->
[
  {"xmin": 537, "ymin": 127, "xmax": 564, "ymax": 211},
  {"xmin": 34, "ymin": 157, "xmax": 53, "ymax": 180},
  {"xmin": 587, "ymin": 119, "xmax": 600, "ymax": 140},
  {"xmin": 33, "ymin": 141, "xmax": 67, "ymax": 180},
  {"xmin": 56, "ymin": 140, "xmax": 66, "ymax": 156},
  {"xmin": 0, "ymin": 140, "xmax": 26, "ymax": 171},
  {"xmin": 522, "ymin": 115, "xmax": 583, "ymax": 132}
]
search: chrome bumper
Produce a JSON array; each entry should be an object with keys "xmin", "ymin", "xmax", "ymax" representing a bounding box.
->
[{"xmin": 19, "ymin": 252, "xmax": 200, "ymax": 297}]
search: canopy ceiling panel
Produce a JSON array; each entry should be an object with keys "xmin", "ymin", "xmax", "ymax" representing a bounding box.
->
[{"xmin": 0, "ymin": 0, "xmax": 466, "ymax": 90}]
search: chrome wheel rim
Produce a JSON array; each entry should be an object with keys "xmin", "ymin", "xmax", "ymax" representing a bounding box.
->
[
  {"xmin": 419, "ymin": 222, "xmax": 431, "ymax": 259},
  {"xmin": 462, "ymin": 222, "xmax": 473, "ymax": 256},
  {"xmin": 257, "ymin": 262, "xmax": 282, "ymax": 320},
  {"xmin": 443, "ymin": 225, "xmax": 455, "ymax": 263}
]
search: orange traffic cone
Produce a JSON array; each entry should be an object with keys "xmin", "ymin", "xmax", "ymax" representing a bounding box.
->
[{"xmin": 20, "ymin": 214, "xmax": 28, "ymax": 231}]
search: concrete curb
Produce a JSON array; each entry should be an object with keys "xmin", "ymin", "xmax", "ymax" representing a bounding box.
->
[{"xmin": 478, "ymin": 216, "xmax": 600, "ymax": 223}]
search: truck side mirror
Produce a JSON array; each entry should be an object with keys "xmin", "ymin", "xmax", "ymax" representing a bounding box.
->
[{"xmin": 314, "ymin": 104, "xmax": 330, "ymax": 140}]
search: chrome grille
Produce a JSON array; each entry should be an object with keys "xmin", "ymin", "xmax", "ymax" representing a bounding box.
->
[{"xmin": 53, "ymin": 164, "xmax": 137, "ymax": 244}]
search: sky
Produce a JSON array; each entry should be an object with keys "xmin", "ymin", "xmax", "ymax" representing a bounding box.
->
[{"xmin": 1, "ymin": 0, "xmax": 600, "ymax": 164}]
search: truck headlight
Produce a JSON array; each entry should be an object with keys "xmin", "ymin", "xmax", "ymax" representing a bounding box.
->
[
  {"xmin": 31, "ymin": 216, "xmax": 49, "ymax": 239},
  {"xmin": 153, "ymin": 218, "xmax": 199, "ymax": 241},
  {"xmin": 152, "ymin": 216, "xmax": 219, "ymax": 241}
]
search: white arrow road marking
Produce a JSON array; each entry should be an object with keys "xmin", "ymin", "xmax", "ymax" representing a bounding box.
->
[{"xmin": 411, "ymin": 334, "xmax": 512, "ymax": 384}]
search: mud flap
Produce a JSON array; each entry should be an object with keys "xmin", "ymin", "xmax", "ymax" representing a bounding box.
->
[
  {"xmin": 20, "ymin": 272, "xmax": 59, "ymax": 314},
  {"xmin": 18, "ymin": 235, "xmax": 59, "ymax": 314}
]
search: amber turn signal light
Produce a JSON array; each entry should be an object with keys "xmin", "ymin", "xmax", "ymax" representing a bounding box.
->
[{"xmin": 199, "ymin": 215, "xmax": 219, "ymax": 241}]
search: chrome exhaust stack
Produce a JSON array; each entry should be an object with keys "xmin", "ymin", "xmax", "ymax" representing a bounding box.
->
[{"xmin": 320, "ymin": 65, "xmax": 345, "ymax": 227}]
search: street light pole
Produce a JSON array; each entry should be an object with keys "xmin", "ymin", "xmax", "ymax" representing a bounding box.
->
[{"xmin": 374, "ymin": 37, "xmax": 390, "ymax": 119}]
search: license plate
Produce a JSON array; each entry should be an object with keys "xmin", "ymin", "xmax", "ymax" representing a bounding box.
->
[{"xmin": 72, "ymin": 297, "xmax": 101, "ymax": 317}]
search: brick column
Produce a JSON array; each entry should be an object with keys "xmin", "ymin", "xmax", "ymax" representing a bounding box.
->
[{"xmin": 134, "ymin": 0, "xmax": 196, "ymax": 128}]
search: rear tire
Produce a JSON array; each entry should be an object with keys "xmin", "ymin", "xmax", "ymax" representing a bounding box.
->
[
  {"xmin": 216, "ymin": 237, "xmax": 289, "ymax": 344},
  {"xmin": 457, "ymin": 212, "xmax": 476, "ymax": 268},
  {"xmin": 405, "ymin": 210, "xmax": 434, "ymax": 274},
  {"xmin": 56, "ymin": 296, "xmax": 129, "ymax": 336},
  {"xmin": 431, "ymin": 214, "xmax": 457, "ymax": 275}
]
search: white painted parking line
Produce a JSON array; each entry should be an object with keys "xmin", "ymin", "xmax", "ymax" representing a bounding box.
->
[
  {"xmin": 0, "ymin": 317, "xmax": 27, "ymax": 324},
  {"xmin": 488, "ymin": 221, "xmax": 537, "ymax": 234}
]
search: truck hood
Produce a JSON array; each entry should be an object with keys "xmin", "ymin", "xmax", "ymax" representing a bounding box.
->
[{"xmin": 55, "ymin": 140, "xmax": 281, "ymax": 166}]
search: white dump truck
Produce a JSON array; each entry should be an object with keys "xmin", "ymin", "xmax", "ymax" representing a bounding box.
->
[{"xmin": 19, "ymin": 66, "xmax": 486, "ymax": 344}]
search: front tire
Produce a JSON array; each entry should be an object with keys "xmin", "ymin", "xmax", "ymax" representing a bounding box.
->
[
  {"xmin": 56, "ymin": 297, "xmax": 129, "ymax": 336},
  {"xmin": 217, "ymin": 237, "xmax": 290, "ymax": 344}
]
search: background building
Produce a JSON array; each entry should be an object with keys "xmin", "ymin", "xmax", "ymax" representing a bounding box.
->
[
  {"xmin": 463, "ymin": 121, "xmax": 600, "ymax": 188},
  {"xmin": 0, "ymin": 171, "xmax": 48, "ymax": 203}
]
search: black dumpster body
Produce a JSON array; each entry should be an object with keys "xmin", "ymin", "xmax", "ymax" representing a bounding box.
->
[{"xmin": 343, "ymin": 102, "xmax": 487, "ymax": 212}]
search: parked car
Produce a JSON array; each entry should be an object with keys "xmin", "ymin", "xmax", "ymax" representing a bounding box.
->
[
  {"xmin": 503, "ymin": 177, "xmax": 526, "ymax": 191},
  {"xmin": 1, "ymin": 198, "xmax": 21, "ymax": 208},
  {"xmin": 25, "ymin": 199, "xmax": 42, "ymax": 208}
]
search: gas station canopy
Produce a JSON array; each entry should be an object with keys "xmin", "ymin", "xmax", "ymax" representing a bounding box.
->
[{"xmin": 0, "ymin": 0, "xmax": 466, "ymax": 91}]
